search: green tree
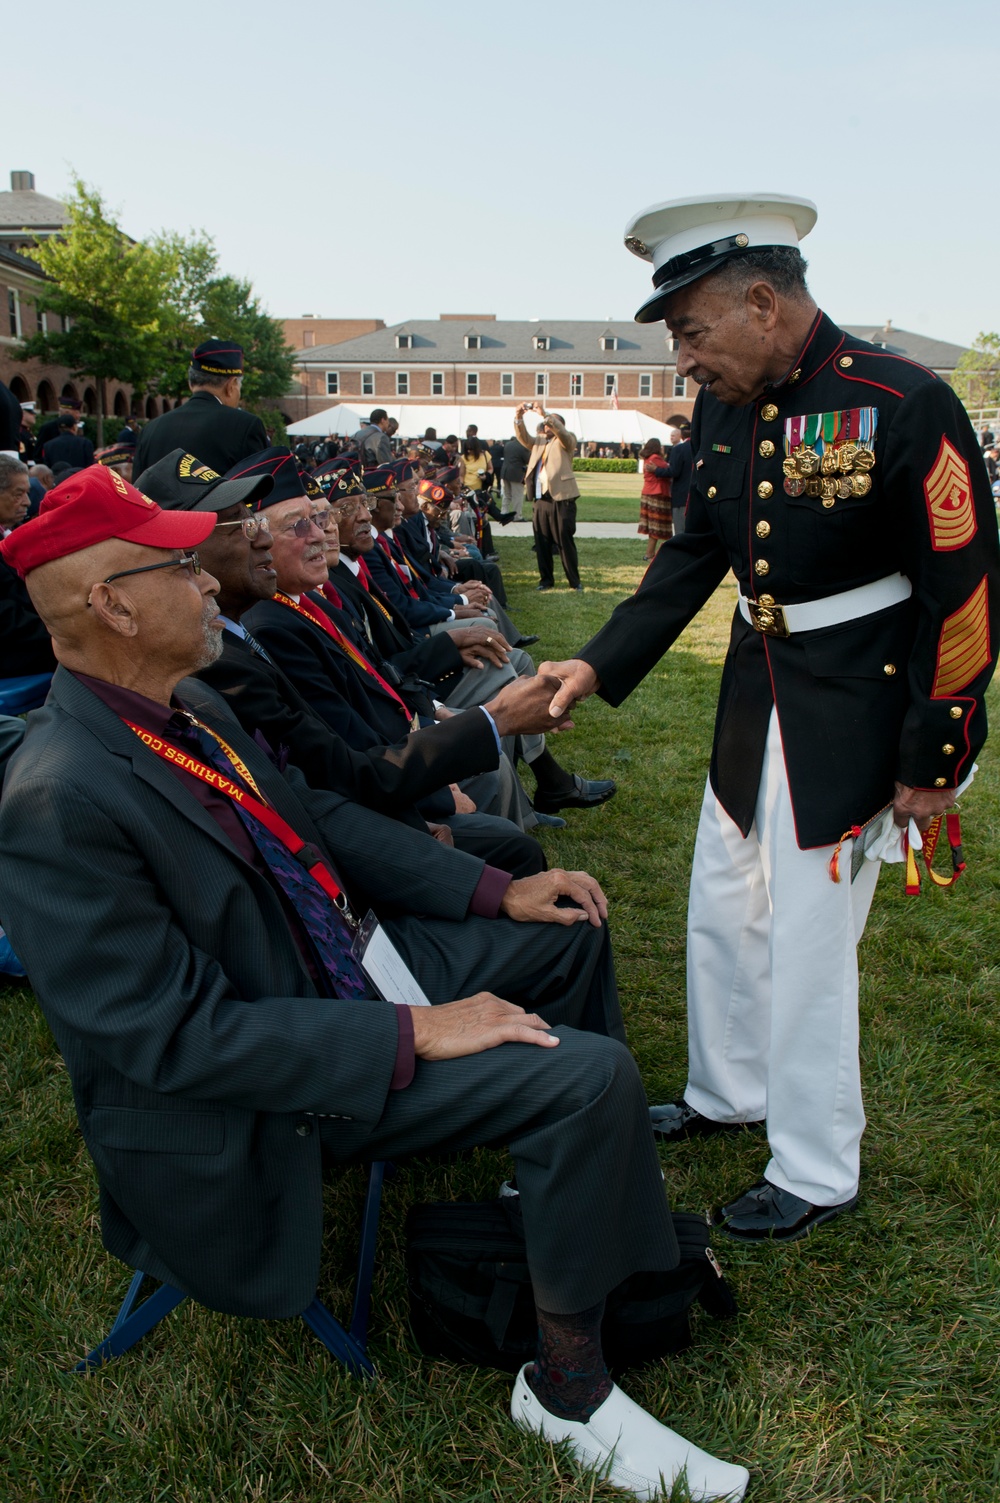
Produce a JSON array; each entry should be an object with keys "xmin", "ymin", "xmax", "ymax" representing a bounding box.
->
[
  {"xmin": 154, "ymin": 233, "xmax": 296, "ymax": 431},
  {"xmin": 952, "ymin": 331, "xmax": 1000, "ymax": 416},
  {"xmin": 17, "ymin": 178, "xmax": 178, "ymax": 444}
]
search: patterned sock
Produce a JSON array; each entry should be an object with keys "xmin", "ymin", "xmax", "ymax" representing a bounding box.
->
[{"xmin": 527, "ymin": 1301, "xmax": 612, "ymax": 1422}]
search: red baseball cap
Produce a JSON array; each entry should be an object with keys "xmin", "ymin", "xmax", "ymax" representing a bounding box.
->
[{"xmin": 0, "ymin": 464, "xmax": 216, "ymax": 579}]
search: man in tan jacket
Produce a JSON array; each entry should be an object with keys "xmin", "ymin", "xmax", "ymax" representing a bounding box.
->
[{"xmin": 514, "ymin": 402, "xmax": 582, "ymax": 592}]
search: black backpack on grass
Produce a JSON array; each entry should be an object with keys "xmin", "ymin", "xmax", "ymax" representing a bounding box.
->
[{"xmin": 405, "ymin": 1197, "xmax": 738, "ymax": 1376}]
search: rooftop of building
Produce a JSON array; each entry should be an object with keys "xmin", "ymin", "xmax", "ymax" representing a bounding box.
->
[{"xmin": 0, "ymin": 172, "xmax": 68, "ymax": 235}]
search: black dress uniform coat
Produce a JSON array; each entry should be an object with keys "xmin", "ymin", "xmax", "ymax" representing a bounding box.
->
[
  {"xmin": 581, "ymin": 313, "xmax": 1000, "ymax": 848},
  {"xmin": 133, "ymin": 391, "xmax": 269, "ymax": 477},
  {"xmin": 0, "ymin": 556, "xmax": 57, "ymax": 678}
]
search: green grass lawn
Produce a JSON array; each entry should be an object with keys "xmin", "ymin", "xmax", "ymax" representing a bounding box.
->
[
  {"xmin": 3, "ymin": 537, "xmax": 999, "ymax": 1502},
  {"xmin": 571, "ymin": 470, "xmax": 643, "ymax": 524}
]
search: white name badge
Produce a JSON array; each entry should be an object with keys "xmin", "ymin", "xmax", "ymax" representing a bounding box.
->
[{"xmin": 352, "ymin": 910, "xmax": 431, "ymax": 1007}]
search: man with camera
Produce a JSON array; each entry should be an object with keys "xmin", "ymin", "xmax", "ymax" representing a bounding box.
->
[{"xmin": 514, "ymin": 401, "xmax": 582, "ymax": 592}]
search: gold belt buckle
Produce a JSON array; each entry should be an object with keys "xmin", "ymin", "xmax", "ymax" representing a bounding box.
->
[{"xmin": 747, "ymin": 597, "xmax": 790, "ymax": 638}]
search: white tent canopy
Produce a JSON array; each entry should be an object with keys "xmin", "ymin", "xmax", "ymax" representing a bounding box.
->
[{"xmin": 286, "ymin": 403, "xmax": 677, "ymax": 445}]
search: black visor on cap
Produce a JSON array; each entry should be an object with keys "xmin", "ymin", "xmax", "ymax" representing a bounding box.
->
[{"xmin": 635, "ymin": 236, "xmax": 768, "ymax": 324}]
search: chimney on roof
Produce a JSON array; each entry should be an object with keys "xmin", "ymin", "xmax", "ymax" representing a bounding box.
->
[
  {"xmin": 883, "ymin": 318, "xmax": 893, "ymax": 333},
  {"xmin": 11, "ymin": 171, "xmax": 36, "ymax": 191}
]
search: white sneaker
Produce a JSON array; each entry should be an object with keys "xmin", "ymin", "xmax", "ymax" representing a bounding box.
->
[{"xmin": 511, "ymin": 1364, "xmax": 749, "ymax": 1501}]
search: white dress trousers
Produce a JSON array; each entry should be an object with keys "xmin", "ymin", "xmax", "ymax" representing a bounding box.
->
[{"xmin": 684, "ymin": 709, "xmax": 881, "ymax": 1205}]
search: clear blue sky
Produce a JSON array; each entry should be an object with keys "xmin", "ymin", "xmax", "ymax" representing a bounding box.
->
[{"xmin": 7, "ymin": 0, "xmax": 998, "ymax": 345}]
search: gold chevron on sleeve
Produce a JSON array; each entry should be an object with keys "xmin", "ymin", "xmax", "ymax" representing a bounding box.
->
[
  {"xmin": 923, "ymin": 437, "xmax": 977, "ymax": 551},
  {"xmin": 931, "ymin": 576, "xmax": 991, "ymax": 697}
]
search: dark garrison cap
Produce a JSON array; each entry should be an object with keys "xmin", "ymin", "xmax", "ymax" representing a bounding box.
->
[
  {"xmin": 191, "ymin": 338, "xmax": 245, "ymax": 376},
  {"xmin": 135, "ymin": 448, "xmax": 274, "ymax": 513},
  {"xmin": 223, "ymin": 447, "xmax": 310, "ymax": 509}
]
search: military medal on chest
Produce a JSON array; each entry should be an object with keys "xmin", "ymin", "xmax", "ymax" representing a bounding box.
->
[{"xmin": 782, "ymin": 407, "xmax": 878, "ymax": 504}]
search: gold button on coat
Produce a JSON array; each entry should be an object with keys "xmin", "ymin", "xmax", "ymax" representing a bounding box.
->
[
  {"xmin": 707, "ymin": 485, "xmax": 717, "ymax": 499},
  {"xmin": 757, "ymin": 481, "xmax": 773, "ymax": 499},
  {"xmin": 758, "ymin": 440, "xmax": 775, "ymax": 458},
  {"xmin": 934, "ymin": 777, "xmax": 947, "ymax": 787},
  {"xmin": 839, "ymin": 356, "xmax": 853, "ymax": 368},
  {"xmin": 761, "ymin": 403, "xmax": 779, "ymax": 421},
  {"xmin": 942, "ymin": 743, "xmax": 955, "ymax": 755},
  {"xmin": 754, "ymin": 559, "xmax": 770, "ymax": 575},
  {"xmin": 884, "ymin": 663, "xmax": 896, "ymax": 676},
  {"xmin": 950, "ymin": 706, "xmax": 962, "ymax": 718},
  {"xmin": 756, "ymin": 520, "xmax": 771, "ymax": 538}
]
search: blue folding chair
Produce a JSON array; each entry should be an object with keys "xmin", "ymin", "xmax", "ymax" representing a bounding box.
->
[
  {"xmin": 0, "ymin": 673, "xmax": 52, "ymax": 715},
  {"xmin": 74, "ymin": 1159, "xmax": 389, "ymax": 1379}
]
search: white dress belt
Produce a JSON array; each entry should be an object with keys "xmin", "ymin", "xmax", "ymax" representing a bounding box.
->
[{"xmin": 738, "ymin": 572, "xmax": 912, "ymax": 637}]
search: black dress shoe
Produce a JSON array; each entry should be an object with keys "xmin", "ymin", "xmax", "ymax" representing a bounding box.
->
[
  {"xmin": 532, "ymin": 811, "xmax": 567, "ymax": 828},
  {"xmin": 533, "ymin": 774, "xmax": 617, "ymax": 814},
  {"xmin": 497, "ymin": 512, "xmax": 518, "ymax": 525},
  {"xmin": 536, "ymin": 583, "xmax": 553, "ymax": 592},
  {"xmin": 649, "ymin": 1099, "xmax": 760, "ymax": 1142},
  {"xmin": 515, "ymin": 634, "xmax": 540, "ymax": 647},
  {"xmin": 713, "ymin": 1178, "xmax": 858, "ymax": 1243}
]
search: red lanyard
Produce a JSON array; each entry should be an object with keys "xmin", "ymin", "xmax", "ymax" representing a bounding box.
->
[
  {"xmin": 904, "ymin": 811, "xmax": 966, "ymax": 896},
  {"xmin": 353, "ymin": 556, "xmax": 396, "ymax": 620},
  {"xmin": 122, "ymin": 718, "xmax": 352, "ymax": 914},
  {"xmin": 376, "ymin": 534, "xmax": 419, "ymax": 598},
  {"xmin": 274, "ymin": 591, "xmax": 411, "ymax": 722}
]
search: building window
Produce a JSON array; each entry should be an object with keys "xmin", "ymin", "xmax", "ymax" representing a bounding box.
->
[
  {"xmin": 61, "ymin": 313, "xmax": 71, "ymax": 333},
  {"xmin": 533, "ymin": 335, "xmax": 549, "ymax": 351},
  {"xmin": 570, "ymin": 373, "xmax": 583, "ymax": 397},
  {"xmin": 669, "ymin": 336, "xmax": 679, "ymax": 351},
  {"xmin": 673, "ymin": 373, "xmax": 686, "ymax": 397},
  {"xmin": 466, "ymin": 371, "xmax": 479, "ymax": 396},
  {"xmin": 501, "ymin": 372, "xmax": 514, "ymax": 397},
  {"xmin": 361, "ymin": 371, "xmax": 375, "ymax": 397},
  {"xmin": 535, "ymin": 372, "xmax": 548, "ymax": 397},
  {"xmin": 396, "ymin": 333, "xmax": 412, "ymax": 348},
  {"xmin": 396, "ymin": 371, "xmax": 409, "ymax": 396},
  {"xmin": 36, "ymin": 306, "xmax": 45, "ymax": 334},
  {"xmin": 639, "ymin": 373, "xmax": 652, "ymax": 398},
  {"xmin": 326, "ymin": 371, "xmax": 340, "ymax": 396},
  {"xmin": 601, "ymin": 335, "xmax": 617, "ymax": 351},
  {"xmin": 604, "ymin": 373, "xmax": 617, "ymax": 397},
  {"xmin": 465, "ymin": 334, "xmax": 480, "ymax": 350},
  {"xmin": 8, "ymin": 289, "xmax": 21, "ymax": 338},
  {"xmin": 431, "ymin": 371, "xmax": 444, "ymax": 396}
]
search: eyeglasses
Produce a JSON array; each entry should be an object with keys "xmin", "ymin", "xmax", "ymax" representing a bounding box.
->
[
  {"xmin": 103, "ymin": 552, "xmax": 202, "ymax": 585},
  {"xmin": 280, "ymin": 514, "xmax": 326, "ymax": 539},
  {"xmin": 214, "ymin": 514, "xmax": 271, "ymax": 540}
]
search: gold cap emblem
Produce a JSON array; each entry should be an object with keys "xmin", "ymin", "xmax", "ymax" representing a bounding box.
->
[{"xmin": 624, "ymin": 235, "xmax": 648, "ymax": 255}]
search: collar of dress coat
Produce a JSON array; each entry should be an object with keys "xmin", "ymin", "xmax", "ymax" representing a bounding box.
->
[
  {"xmin": 758, "ymin": 310, "xmax": 847, "ymax": 401},
  {"xmin": 339, "ymin": 554, "xmax": 361, "ymax": 576}
]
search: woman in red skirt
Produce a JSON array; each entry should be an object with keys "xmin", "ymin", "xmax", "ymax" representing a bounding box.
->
[{"xmin": 638, "ymin": 438, "xmax": 672, "ymax": 560}]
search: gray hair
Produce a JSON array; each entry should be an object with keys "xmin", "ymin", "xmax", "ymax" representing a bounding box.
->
[
  {"xmin": 708, "ymin": 246, "xmax": 810, "ymax": 302},
  {"xmin": 0, "ymin": 454, "xmax": 29, "ymax": 492},
  {"xmin": 187, "ymin": 365, "xmax": 232, "ymax": 391}
]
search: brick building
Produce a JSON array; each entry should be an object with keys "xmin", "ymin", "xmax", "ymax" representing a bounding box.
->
[
  {"xmin": 285, "ymin": 313, "xmax": 968, "ymax": 429},
  {"xmin": 0, "ymin": 171, "xmax": 174, "ymax": 422}
]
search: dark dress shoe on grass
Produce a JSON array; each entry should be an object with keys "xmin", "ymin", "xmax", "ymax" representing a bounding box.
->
[
  {"xmin": 713, "ymin": 1177, "xmax": 858, "ymax": 1243},
  {"xmin": 533, "ymin": 774, "xmax": 617, "ymax": 814},
  {"xmin": 536, "ymin": 583, "xmax": 553, "ymax": 592},
  {"xmin": 497, "ymin": 511, "xmax": 518, "ymax": 525},
  {"xmin": 515, "ymin": 634, "xmax": 540, "ymax": 647},
  {"xmin": 649, "ymin": 1098, "xmax": 760, "ymax": 1141}
]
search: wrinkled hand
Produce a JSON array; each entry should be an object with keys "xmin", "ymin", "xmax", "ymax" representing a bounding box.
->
[
  {"xmin": 893, "ymin": 781, "xmax": 956, "ymax": 831},
  {"xmin": 450, "ymin": 784, "xmax": 476, "ymax": 814},
  {"xmin": 410, "ymin": 991, "xmax": 558, "ymax": 1060},
  {"xmin": 486, "ymin": 675, "xmax": 575, "ymax": 738},
  {"xmin": 425, "ymin": 821, "xmax": 455, "ymax": 846},
  {"xmin": 459, "ymin": 581, "xmax": 493, "ymax": 607},
  {"xmin": 535, "ymin": 658, "xmax": 601, "ymax": 718},
  {"xmin": 500, "ymin": 869, "xmax": 608, "ymax": 927},
  {"xmin": 451, "ymin": 624, "xmax": 511, "ymax": 670},
  {"xmin": 454, "ymin": 603, "xmax": 490, "ymax": 620}
]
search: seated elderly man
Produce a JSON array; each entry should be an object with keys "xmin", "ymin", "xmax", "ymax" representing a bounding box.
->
[
  {"xmin": 0, "ymin": 467, "xmax": 748, "ymax": 1503},
  {"xmin": 0, "ymin": 453, "xmax": 56, "ymax": 677}
]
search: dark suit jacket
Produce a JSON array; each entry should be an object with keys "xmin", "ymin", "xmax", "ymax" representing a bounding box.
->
[
  {"xmin": 0, "ymin": 380, "xmax": 21, "ymax": 453},
  {"xmin": 366, "ymin": 534, "xmax": 454, "ymax": 629},
  {"xmin": 0, "ymin": 668, "xmax": 494, "ymax": 1318},
  {"xmin": 133, "ymin": 391, "xmax": 269, "ymax": 477},
  {"xmin": 193, "ymin": 627, "xmax": 497, "ymax": 823},
  {"xmin": 244, "ymin": 595, "xmax": 416, "ymax": 748},
  {"xmin": 666, "ymin": 440, "xmax": 693, "ymax": 511},
  {"xmin": 0, "ymin": 556, "xmax": 57, "ymax": 677},
  {"xmin": 330, "ymin": 562, "xmax": 462, "ymax": 684},
  {"xmin": 42, "ymin": 432, "xmax": 95, "ymax": 469}
]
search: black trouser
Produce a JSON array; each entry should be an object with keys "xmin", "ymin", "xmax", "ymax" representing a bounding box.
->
[
  {"xmin": 321, "ymin": 916, "xmax": 678, "ymax": 1312},
  {"xmin": 533, "ymin": 495, "xmax": 580, "ymax": 589}
]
